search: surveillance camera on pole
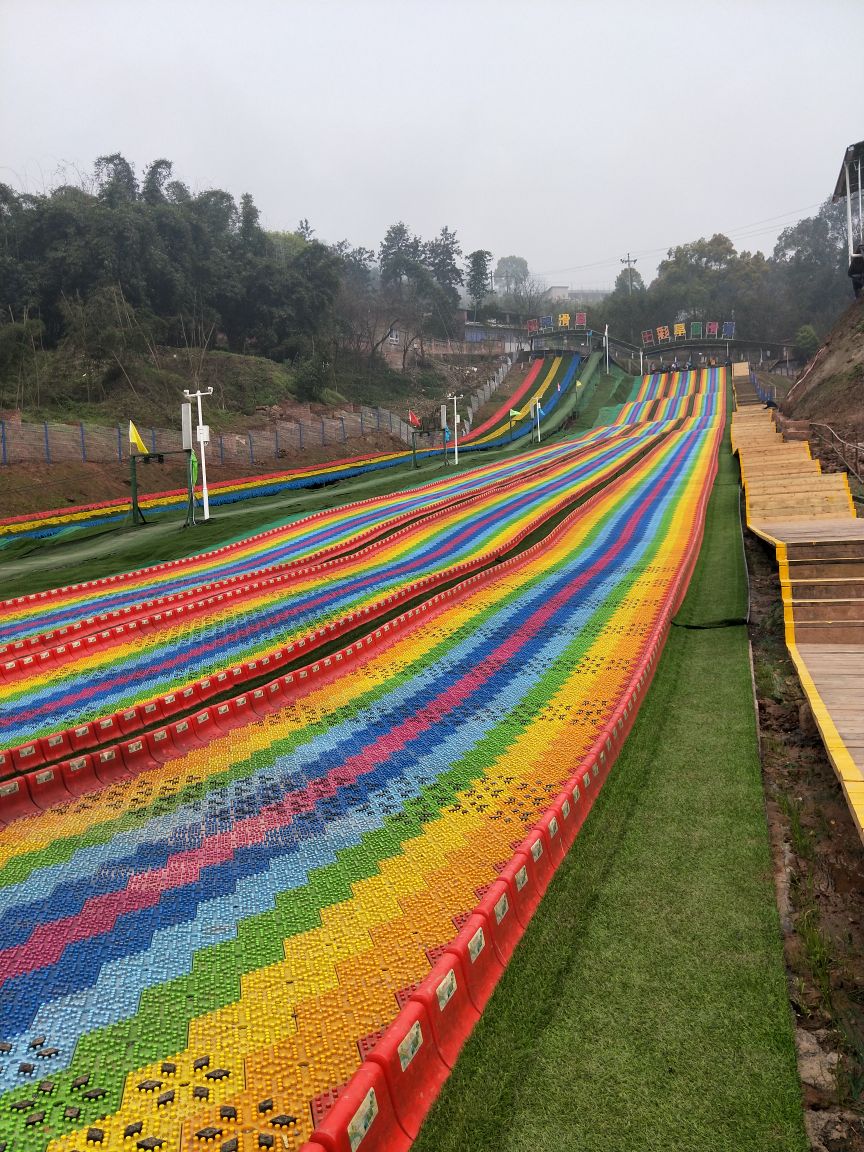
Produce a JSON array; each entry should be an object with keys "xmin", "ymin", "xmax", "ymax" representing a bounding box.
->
[{"xmin": 183, "ymin": 386, "xmax": 214, "ymax": 520}]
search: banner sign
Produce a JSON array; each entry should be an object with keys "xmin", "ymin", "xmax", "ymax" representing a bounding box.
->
[
  {"xmin": 690, "ymin": 321, "xmax": 702, "ymax": 339},
  {"xmin": 637, "ymin": 319, "xmax": 735, "ymax": 346},
  {"xmin": 706, "ymin": 321, "xmax": 719, "ymax": 337},
  {"xmin": 656, "ymin": 325, "xmax": 671, "ymax": 343},
  {"xmin": 721, "ymin": 320, "xmax": 736, "ymax": 339},
  {"xmin": 641, "ymin": 329, "xmax": 655, "ymax": 347},
  {"xmin": 526, "ymin": 312, "xmax": 588, "ymax": 333},
  {"xmin": 673, "ymin": 323, "xmax": 687, "ymax": 339}
]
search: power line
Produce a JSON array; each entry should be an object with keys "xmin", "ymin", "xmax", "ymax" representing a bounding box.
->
[{"xmin": 536, "ymin": 201, "xmax": 825, "ymax": 276}]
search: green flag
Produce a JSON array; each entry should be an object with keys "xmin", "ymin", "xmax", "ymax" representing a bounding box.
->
[{"xmin": 190, "ymin": 449, "xmax": 199, "ymax": 487}]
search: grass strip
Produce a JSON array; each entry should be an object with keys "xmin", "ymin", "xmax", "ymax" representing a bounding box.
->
[{"xmin": 413, "ymin": 420, "xmax": 807, "ymax": 1152}]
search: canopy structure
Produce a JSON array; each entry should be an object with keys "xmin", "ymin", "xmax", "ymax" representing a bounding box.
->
[{"xmin": 832, "ymin": 140, "xmax": 864, "ymax": 261}]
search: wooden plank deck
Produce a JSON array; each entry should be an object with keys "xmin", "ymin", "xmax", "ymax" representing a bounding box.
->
[{"xmin": 733, "ymin": 407, "xmax": 864, "ymax": 842}]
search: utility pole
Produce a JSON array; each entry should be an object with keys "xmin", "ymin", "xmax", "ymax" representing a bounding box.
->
[{"xmin": 620, "ymin": 252, "xmax": 637, "ymax": 295}]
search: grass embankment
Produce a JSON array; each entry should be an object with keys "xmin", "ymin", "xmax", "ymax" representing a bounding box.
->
[
  {"xmin": 0, "ymin": 438, "xmax": 526, "ymax": 598},
  {"xmin": 413, "ymin": 420, "xmax": 808, "ymax": 1152}
]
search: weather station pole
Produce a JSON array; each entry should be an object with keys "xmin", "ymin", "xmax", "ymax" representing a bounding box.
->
[
  {"xmin": 184, "ymin": 386, "xmax": 214, "ymax": 520},
  {"xmin": 604, "ymin": 324, "xmax": 610, "ymax": 376},
  {"xmin": 447, "ymin": 393, "xmax": 463, "ymax": 466}
]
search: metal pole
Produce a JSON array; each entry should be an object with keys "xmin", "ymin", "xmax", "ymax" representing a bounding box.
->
[
  {"xmin": 604, "ymin": 325, "xmax": 609, "ymax": 375},
  {"xmin": 859, "ymin": 158, "xmax": 863, "ymax": 245},
  {"xmin": 184, "ymin": 387, "xmax": 213, "ymax": 521},
  {"xmin": 536, "ymin": 401, "xmax": 541, "ymax": 444},
  {"xmin": 845, "ymin": 161, "xmax": 854, "ymax": 261},
  {"xmin": 452, "ymin": 394, "xmax": 459, "ymax": 465}
]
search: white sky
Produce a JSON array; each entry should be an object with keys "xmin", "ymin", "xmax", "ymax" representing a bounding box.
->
[{"xmin": 2, "ymin": 0, "xmax": 862, "ymax": 287}]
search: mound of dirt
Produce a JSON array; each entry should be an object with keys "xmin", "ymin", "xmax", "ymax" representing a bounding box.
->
[{"xmin": 782, "ymin": 297, "xmax": 864, "ymax": 440}]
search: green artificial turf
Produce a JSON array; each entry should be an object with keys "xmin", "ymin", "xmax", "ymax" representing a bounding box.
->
[{"xmin": 412, "ymin": 421, "xmax": 807, "ymax": 1152}]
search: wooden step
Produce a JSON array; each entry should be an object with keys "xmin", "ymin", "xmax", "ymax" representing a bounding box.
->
[
  {"xmin": 786, "ymin": 540, "xmax": 864, "ymax": 561},
  {"xmin": 791, "ymin": 600, "xmax": 864, "ymax": 623},
  {"xmin": 793, "ymin": 620, "xmax": 864, "ymax": 644},
  {"xmin": 787, "ymin": 558, "xmax": 864, "ymax": 580},
  {"xmin": 788, "ymin": 579, "xmax": 864, "ymax": 599}
]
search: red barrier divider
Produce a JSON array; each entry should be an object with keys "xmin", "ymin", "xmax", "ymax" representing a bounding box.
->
[
  {"xmin": 192, "ymin": 708, "xmax": 217, "ymax": 744},
  {"xmin": 11, "ymin": 739, "xmax": 46, "ymax": 774},
  {"xmin": 25, "ymin": 765, "xmax": 70, "ymax": 809},
  {"xmin": 61, "ymin": 754, "xmax": 100, "ymax": 796},
  {"xmin": 41, "ymin": 729, "xmax": 73, "ymax": 763},
  {"xmin": 474, "ymin": 878, "xmax": 523, "ymax": 965},
  {"xmin": 145, "ymin": 727, "xmax": 178, "ymax": 763},
  {"xmin": 442, "ymin": 911, "xmax": 503, "ymax": 1014},
  {"xmin": 364, "ymin": 999, "xmax": 449, "ymax": 1140},
  {"xmin": 170, "ymin": 717, "xmax": 200, "ymax": 753},
  {"xmin": 120, "ymin": 737, "xmax": 159, "ymax": 776},
  {"xmin": 94, "ymin": 745, "xmax": 130, "ymax": 785},
  {"xmin": 117, "ymin": 706, "xmax": 143, "ymax": 735},
  {"xmin": 407, "ymin": 954, "xmax": 479, "ymax": 1069},
  {"xmin": 0, "ymin": 777, "xmax": 39, "ymax": 822},
  {"xmin": 310, "ymin": 1061, "xmax": 410, "ymax": 1152}
]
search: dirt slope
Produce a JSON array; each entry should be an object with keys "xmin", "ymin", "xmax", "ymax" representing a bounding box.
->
[{"xmin": 782, "ymin": 297, "xmax": 864, "ymax": 438}]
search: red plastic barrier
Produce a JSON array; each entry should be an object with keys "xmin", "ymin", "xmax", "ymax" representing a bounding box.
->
[
  {"xmin": 117, "ymin": 706, "xmax": 143, "ymax": 736},
  {"xmin": 41, "ymin": 729, "xmax": 73, "ymax": 764},
  {"xmin": 94, "ymin": 745, "xmax": 131, "ymax": 785},
  {"xmin": 497, "ymin": 849, "xmax": 541, "ymax": 927},
  {"xmin": 231, "ymin": 693, "xmax": 255, "ymax": 727},
  {"xmin": 474, "ymin": 877, "xmax": 523, "ymax": 965},
  {"xmin": 249, "ymin": 687, "xmax": 271, "ymax": 718},
  {"xmin": 92, "ymin": 714, "xmax": 122, "ymax": 747},
  {"xmin": 11, "ymin": 740, "xmax": 46, "ymax": 774},
  {"xmin": 547, "ymin": 791, "xmax": 574, "ymax": 853},
  {"xmin": 442, "ymin": 911, "xmax": 503, "ymax": 1014},
  {"xmin": 145, "ymin": 727, "xmax": 177, "ymax": 764},
  {"xmin": 365, "ymin": 1000, "xmax": 449, "ymax": 1139},
  {"xmin": 310, "ymin": 1061, "xmax": 410, "ymax": 1152},
  {"xmin": 212, "ymin": 700, "xmax": 239, "ymax": 733},
  {"xmin": 0, "ymin": 749, "xmax": 12, "ymax": 781},
  {"xmin": 138, "ymin": 699, "xmax": 164, "ymax": 727},
  {"xmin": 25, "ymin": 766, "xmax": 71, "ymax": 809},
  {"xmin": 192, "ymin": 708, "xmax": 217, "ymax": 744},
  {"xmin": 0, "ymin": 777, "xmax": 39, "ymax": 822},
  {"xmin": 158, "ymin": 691, "xmax": 183, "ymax": 720},
  {"xmin": 535, "ymin": 809, "xmax": 565, "ymax": 864},
  {"xmin": 61, "ymin": 754, "xmax": 100, "ymax": 796},
  {"xmin": 120, "ymin": 736, "xmax": 159, "ymax": 776},
  {"xmin": 408, "ymin": 953, "xmax": 479, "ymax": 1069},
  {"xmin": 69, "ymin": 722, "xmax": 96, "ymax": 753},
  {"xmin": 170, "ymin": 717, "xmax": 200, "ymax": 753}
]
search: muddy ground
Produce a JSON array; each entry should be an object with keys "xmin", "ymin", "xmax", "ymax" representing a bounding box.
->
[{"xmin": 746, "ymin": 527, "xmax": 864, "ymax": 1150}]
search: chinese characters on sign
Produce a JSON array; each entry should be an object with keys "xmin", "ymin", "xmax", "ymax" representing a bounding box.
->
[{"xmin": 638, "ymin": 319, "xmax": 735, "ymax": 347}]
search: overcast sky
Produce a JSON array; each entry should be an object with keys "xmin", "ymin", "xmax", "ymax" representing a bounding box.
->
[{"xmin": 2, "ymin": 0, "xmax": 862, "ymax": 288}]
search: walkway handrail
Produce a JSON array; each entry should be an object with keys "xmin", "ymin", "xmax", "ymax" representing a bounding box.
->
[{"xmin": 810, "ymin": 421, "xmax": 864, "ymax": 484}]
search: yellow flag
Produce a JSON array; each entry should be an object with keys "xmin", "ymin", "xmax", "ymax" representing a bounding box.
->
[{"xmin": 129, "ymin": 420, "xmax": 148, "ymax": 454}]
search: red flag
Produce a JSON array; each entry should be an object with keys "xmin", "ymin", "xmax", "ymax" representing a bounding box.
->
[{"xmin": 408, "ymin": 410, "xmax": 421, "ymax": 428}]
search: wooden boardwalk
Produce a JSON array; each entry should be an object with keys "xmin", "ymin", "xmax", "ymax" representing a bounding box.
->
[{"xmin": 732, "ymin": 405, "xmax": 864, "ymax": 841}]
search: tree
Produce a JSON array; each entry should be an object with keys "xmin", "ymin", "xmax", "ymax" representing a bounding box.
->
[
  {"xmin": 612, "ymin": 267, "xmax": 645, "ymax": 295},
  {"xmin": 512, "ymin": 275, "xmax": 549, "ymax": 318},
  {"xmin": 794, "ymin": 324, "xmax": 820, "ymax": 361},
  {"xmin": 141, "ymin": 159, "xmax": 173, "ymax": 206},
  {"xmin": 465, "ymin": 249, "xmax": 492, "ymax": 315},
  {"xmin": 378, "ymin": 222, "xmax": 423, "ymax": 289},
  {"xmin": 424, "ymin": 225, "xmax": 463, "ymax": 306},
  {"xmin": 93, "ymin": 153, "xmax": 138, "ymax": 205},
  {"xmin": 493, "ymin": 255, "xmax": 528, "ymax": 296}
]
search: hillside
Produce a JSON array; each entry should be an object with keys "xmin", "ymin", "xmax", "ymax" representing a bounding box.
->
[{"xmin": 781, "ymin": 295, "xmax": 864, "ymax": 438}]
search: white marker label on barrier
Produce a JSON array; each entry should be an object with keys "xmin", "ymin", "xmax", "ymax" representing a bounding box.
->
[
  {"xmin": 593, "ymin": 762, "xmax": 599, "ymax": 777},
  {"xmin": 436, "ymin": 968, "xmax": 457, "ymax": 1010},
  {"xmin": 548, "ymin": 817, "xmax": 559, "ymax": 838},
  {"xmin": 572, "ymin": 785, "xmax": 580, "ymax": 802},
  {"xmin": 468, "ymin": 926, "xmax": 485, "ymax": 963},
  {"xmin": 348, "ymin": 1087, "xmax": 378, "ymax": 1150},
  {"xmin": 531, "ymin": 839, "xmax": 543, "ymax": 862},
  {"xmin": 562, "ymin": 799, "xmax": 571, "ymax": 819},
  {"xmin": 583, "ymin": 772, "xmax": 591, "ymax": 789},
  {"xmin": 494, "ymin": 892, "xmax": 509, "ymax": 924},
  {"xmin": 515, "ymin": 865, "xmax": 528, "ymax": 891},
  {"xmin": 398, "ymin": 1021, "xmax": 423, "ymax": 1071}
]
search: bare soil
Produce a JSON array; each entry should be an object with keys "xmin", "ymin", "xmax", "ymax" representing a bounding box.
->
[
  {"xmin": 746, "ymin": 528, "xmax": 864, "ymax": 1149},
  {"xmin": 781, "ymin": 297, "xmax": 864, "ymax": 441}
]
